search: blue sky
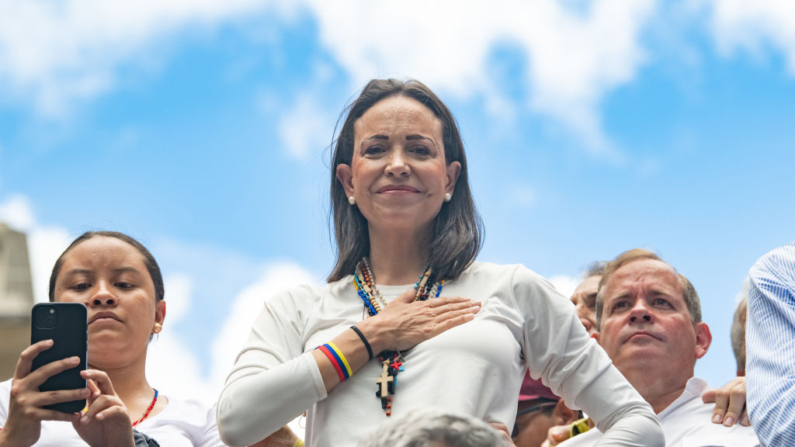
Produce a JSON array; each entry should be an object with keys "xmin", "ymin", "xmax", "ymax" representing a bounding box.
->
[{"xmin": 1, "ymin": 0, "xmax": 794, "ymax": 415}]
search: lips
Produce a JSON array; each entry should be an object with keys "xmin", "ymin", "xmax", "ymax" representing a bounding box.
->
[
  {"xmin": 89, "ymin": 311, "xmax": 122, "ymax": 324},
  {"xmin": 376, "ymin": 185, "xmax": 420, "ymax": 193},
  {"xmin": 624, "ymin": 331, "xmax": 662, "ymax": 343}
]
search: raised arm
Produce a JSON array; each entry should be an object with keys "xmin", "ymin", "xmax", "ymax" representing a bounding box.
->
[
  {"xmin": 511, "ymin": 266, "xmax": 663, "ymax": 447},
  {"xmin": 746, "ymin": 243, "xmax": 795, "ymax": 446}
]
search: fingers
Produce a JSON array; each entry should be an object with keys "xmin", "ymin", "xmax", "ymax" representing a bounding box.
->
[
  {"xmin": 28, "ymin": 388, "xmax": 89, "ymax": 408},
  {"xmin": 544, "ymin": 424, "xmax": 572, "ymax": 446},
  {"xmin": 25, "ymin": 356, "xmax": 82, "ymax": 389},
  {"xmin": 711, "ymin": 389, "xmax": 730, "ymax": 425},
  {"xmin": 81, "ymin": 370, "xmax": 116, "ymax": 397},
  {"xmin": 431, "ymin": 311, "xmax": 477, "ymax": 336},
  {"xmin": 427, "ymin": 296, "xmax": 475, "ymax": 308},
  {"xmin": 80, "ymin": 394, "xmax": 125, "ymax": 425},
  {"xmin": 14, "ymin": 340, "xmax": 54, "ymax": 379},
  {"xmin": 429, "ymin": 299, "xmax": 481, "ymax": 316},
  {"xmin": 721, "ymin": 384, "xmax": 747, "ymax": 427},
  {"xmin": 395, "ymin": 287, "xmax": 418, "ymax": 303}
]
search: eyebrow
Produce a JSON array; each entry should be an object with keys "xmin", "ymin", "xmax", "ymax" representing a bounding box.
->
[
  {"xmin": 63, "ymin": 267, "xmax": 142, "ymax": 276},
  {"xmin": 360, "ymin": 134, "xmax": 437, "ymax": 147}
]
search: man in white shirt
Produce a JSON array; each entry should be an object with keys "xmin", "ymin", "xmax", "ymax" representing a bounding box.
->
[{"xmin": 558, "ymin": 249, "xmax": 759, "ymax": 447}]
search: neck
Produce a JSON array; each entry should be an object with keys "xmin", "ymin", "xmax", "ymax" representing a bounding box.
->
[
  {"xmin": 88, "ymin": 352, "xmax": 153, "ymax": 409},
  {"xmin": 367, "ymin": 225, "xmax": 430, "ymax": 285},
  {"xmin": 620, "ymin": 363, "xmax": 691, "ymax": 414}
]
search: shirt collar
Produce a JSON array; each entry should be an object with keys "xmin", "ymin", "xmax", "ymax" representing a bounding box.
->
[{"xmin": 657, "ymin": 376, "xmax": 708, "ymax": 419}]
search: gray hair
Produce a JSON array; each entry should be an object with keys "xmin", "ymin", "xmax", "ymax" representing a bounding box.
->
[
  {"xmin": 358, "ymin": 410, "xmax": 508, "ymax": 447},
  {"xmin": 595, "ymin": 249, "xmax": 702, "ymax": 329},
  {"xmin": 731, "ymin": 278, "xmax": 750, "ymax": 373}
]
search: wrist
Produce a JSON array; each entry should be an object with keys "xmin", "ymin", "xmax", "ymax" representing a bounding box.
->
[{"xmin": 356, "ymin": 317, "xmax": 391, "ymax": 354}]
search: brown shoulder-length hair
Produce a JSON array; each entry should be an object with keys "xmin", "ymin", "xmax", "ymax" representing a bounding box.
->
[{"xmin": 327, "ymin": 79, "xmax": 484, "ymax": 282}]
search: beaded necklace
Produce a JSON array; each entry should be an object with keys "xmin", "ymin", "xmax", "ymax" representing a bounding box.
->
[
  {"xmin": 353, "ymin": 258, "xmax": 444, "ymax": 416},
  {"xmin": 131, "ymin": 388, "xmax": 158, "ymax": 427}
]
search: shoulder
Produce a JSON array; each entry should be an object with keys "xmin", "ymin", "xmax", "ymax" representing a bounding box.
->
[
  {"xmin": 459, "ymin": 261, "xmax": 546, "ymax": 286},
  {"xmin": 751, "ymin": 242, "xmax": 795, "ymax": 282}
]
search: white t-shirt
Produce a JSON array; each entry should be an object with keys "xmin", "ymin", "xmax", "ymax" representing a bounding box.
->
[
  {"xmin": 0, "ymin": 379, "xmax": 224, "ymax": 447},
  {"xmin": 218, "ymin": 262, "xmax": 662, "ymax": 447},
  {"xmin": 559, "ymin": 377, "xmax": 760, "ymax": 447}
]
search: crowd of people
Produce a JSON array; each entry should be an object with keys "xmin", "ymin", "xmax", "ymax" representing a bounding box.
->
[{"xmin": 0, "ymin": 79, "xmax": 792, "ymax": 447}]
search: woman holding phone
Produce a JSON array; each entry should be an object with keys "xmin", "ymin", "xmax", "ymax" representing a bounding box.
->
[{"xmin": 0, "ymin": 231, "xmax": 229, "ymax": 447}]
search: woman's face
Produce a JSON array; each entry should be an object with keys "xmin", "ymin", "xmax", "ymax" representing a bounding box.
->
[
  {"xmin": 54, "ymin": 236, "xmax": 165, "ymax": 369},
  {"xmin": 337, "ymin": 96, "xmax": 461, "ymax": 235}
]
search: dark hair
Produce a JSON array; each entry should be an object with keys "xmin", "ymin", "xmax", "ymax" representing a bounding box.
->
[
  {"xmin": 584, "ymin": 261, "xmax": 607, "ymax": 279},
  {"xmin": 48, "ymin": 231, "xmax": 165, "ymax": 303},
  {"xmin": 328, "ymin": 79, "xmax": 483, "ymax": 282}
]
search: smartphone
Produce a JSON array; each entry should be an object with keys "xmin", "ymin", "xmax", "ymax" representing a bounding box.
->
[{"xmin": 30, "ymin": 302, "xmax": 88, "ymax": 413}]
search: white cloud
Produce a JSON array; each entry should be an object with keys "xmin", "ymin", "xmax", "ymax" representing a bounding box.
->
[
  {"xmin": 702, "ymin": 0, "xmax": 795, "ymax": 74},
  {"xmin": 0, "ymin": 0, "xmax": 655, "ymax": 153},
  {"xmin": 304, "ymin": 0, "xmax": 656, "ymax": 155},
  {"xmin": 210, "ymin": 262, "xmax": 316, "ymax": 387},
  {"xmin": 277, "ymin": 93, "xmax": 337, "ymax": 161},
  {"xmin": 0, "ymin": 0, "xmax": 288, "ymax": 116},
  {"xmin": 549, "ymin": 274, "xmax": 579, "ymax": 298},
  {"xmin": 0, "ymin": 194, "xmax": 36, "ymax": 230},
  {"xmin": 163, "ymin": 273, "xmax": 192, "ymax": 325}
]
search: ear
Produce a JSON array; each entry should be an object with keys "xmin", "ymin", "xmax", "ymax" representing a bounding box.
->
[
  {"xmin": 155, "ymin": 300, "xmax": 166, "ymax": 326},
  {"xmin": 592, "ymin": 331, "xmax": 600, "ymax": 345},
  {"xmin": 336, "ymin": 163, "xmax": 355, "ymax": 198},
  {"xmin": 551, "ymin": 400, "xmax": 579, "ymax": 426},
  {"xmin": 445, "ymin": 161, "xmax": 461, "ymax": 195},
  {"xmin": 694, "ymin": 322, "xmax": 711, "ymax": 360}
]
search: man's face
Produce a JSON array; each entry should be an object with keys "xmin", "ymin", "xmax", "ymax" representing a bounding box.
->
[
  {"xmin": 570, "ymin": 275, "xmax": 600, "ymax": 336},
  {"xmin": 597, "ymin": 259, "xmax": 710, "ymax": 376}
]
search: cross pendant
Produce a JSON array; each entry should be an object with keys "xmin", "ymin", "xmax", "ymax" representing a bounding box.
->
[{"xmin": 375, "ymin": 360, "xmax": 394, "ymax": 410}]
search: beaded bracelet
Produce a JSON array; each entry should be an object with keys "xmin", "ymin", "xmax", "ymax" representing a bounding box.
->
[
  {"xmin": 317, "ymin": 343, "xmax": 352, "ymax": 382},
  {"xmin": 350, "ymin": 325, "xmax": 373, "ymax": 361}
]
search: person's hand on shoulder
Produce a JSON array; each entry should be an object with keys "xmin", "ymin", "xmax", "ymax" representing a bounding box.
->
[
  {"xmin": 702, "ymin": 376, "xmax": 750, "ymax": 427},
  {"xmin": 72, "ymin": 369, "xmax": 135, "ymax": 447},
  {"xmin": 0, "ymin": 340, "xmax": 89, "ymax": 447}
]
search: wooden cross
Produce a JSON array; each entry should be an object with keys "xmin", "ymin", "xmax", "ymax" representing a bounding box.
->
[{"xmin": 375, "ymin": 360, "xmax": 394, "ymax": 398}]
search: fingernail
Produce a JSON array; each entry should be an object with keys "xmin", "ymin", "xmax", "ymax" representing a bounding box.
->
[
  {"xmin": 80, "ymin": 388, "xmax": 89, "ymax": 396},
  {"xmin": 81, "ymin": 415, "xmax": 89, "ymax": 424},
  {"xmin": 70, "ymin": 357, "xmax": 80, "ymax": 365},
  {"xmin": 712, "ymin": 414, "xmax": 722, "ymax": 424},
  {"xmin": 96, "ymin": 413, "xmax": 104, "ymax": 421},
  {"xmin": 723, "ymin": 416, "xmax": 734, "ymax": 426},
  {"xmin": 742, "ymin": 414, "xmax": 751, "ymax": 426}
]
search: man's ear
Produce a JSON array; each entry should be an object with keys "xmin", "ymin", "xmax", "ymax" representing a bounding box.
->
[
  {"xmin": 552, "ymin": 400, "xmax": 579, "ymax": 426},
  {"xmin": 694, "ymin": 322, "xmax": 712, "ymax": 360},
  {"xmin": 336, "ymin": 163, "xmax": 354, "ymax": 198},
  {"xmin": 592, "ymin": 331, "xmax": 600, "ymax": 345}
]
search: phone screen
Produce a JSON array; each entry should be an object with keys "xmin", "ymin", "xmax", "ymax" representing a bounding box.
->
[{"xmin": 30, "ymin": 302, "xmax": 88, "ymax": 413}]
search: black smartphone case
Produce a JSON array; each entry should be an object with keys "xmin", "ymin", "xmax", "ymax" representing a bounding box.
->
[{"xmin": 30, "ymin": 303, "xmax": 88, "ymax": 413}]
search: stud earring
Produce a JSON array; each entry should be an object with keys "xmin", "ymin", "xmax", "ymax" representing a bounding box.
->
[
  {"xmin": 348, "ymin": 196, "xmax": 356, "ymax": 205},
  {"xmin": 153, "ymin": 323, "xmax": 162, "ymax": 334},
  {"xmin": 444, "ymin": 193, "xmax": 452, "ymax": 202}
]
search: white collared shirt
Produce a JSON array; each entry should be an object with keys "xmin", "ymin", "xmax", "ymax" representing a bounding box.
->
[{"xmin": 559, "ymin": 377, "xmax": 759, "ymax": 447}]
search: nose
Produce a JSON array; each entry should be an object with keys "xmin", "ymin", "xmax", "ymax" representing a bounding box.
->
[
  {"xmin": 628, "ymin": 300, "xmax": 652, "ymax": 324},
  {"xmin": 87, "ymin": 281, "xmax": 117, "ymax": 307},
  {"xmin": 384, "ymin": 149, "xmax": 410, "ymax": 177}
]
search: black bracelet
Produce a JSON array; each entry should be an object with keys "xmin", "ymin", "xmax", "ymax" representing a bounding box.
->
[{"xmin": 350, "ymin": 325, "xmax": 373, "ymax": 361}]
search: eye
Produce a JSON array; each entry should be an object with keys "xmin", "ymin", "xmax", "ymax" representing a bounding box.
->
[
  {"xmin": 72, "ymin": 283, "xmax": 91, "ymax": 291},
  {"xmin": 653, "ymin": 298, "xmax": 671, "ymax": 307},
  {"xmin": 612, "ymin": 301, "xmax": 628, "ymax": 311},
  {"xmin": 411, "ymin": 145, "xmax": 431, "ymax": 156},
  {"xmin": 116, "ymin": 282, "xmax": 135, "ymax": 289},
  {"xmin": 364, "ymin": 145, "xmax": 386, "ymax": 156}
]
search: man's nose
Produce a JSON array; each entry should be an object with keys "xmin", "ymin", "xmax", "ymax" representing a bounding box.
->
[{"xmin": 628, "ymin": 301, "xmax": 652, "ymax": 323}]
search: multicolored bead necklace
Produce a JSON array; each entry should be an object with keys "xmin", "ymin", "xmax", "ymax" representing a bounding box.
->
[
  {"xmin": 131, "ymin": 388, "xmax": 158, "ymax": 427},
  {"xmin": 353, "ymin": 258, "xmax": 444, "ymax": 416}
]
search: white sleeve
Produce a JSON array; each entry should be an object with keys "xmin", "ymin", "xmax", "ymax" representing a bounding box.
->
[
  {"xmin": 511, "ymin": 266, "xmax": 663, "ymax": 447},
  {"xmin": 216, "ymin": 285, "xmax": 327, "ymax": 447}
]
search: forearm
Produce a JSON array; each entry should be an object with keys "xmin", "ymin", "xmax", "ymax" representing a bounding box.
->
[{"xmin": 218, "ymin": 325, "xmax": 376, "ymax": 447}]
